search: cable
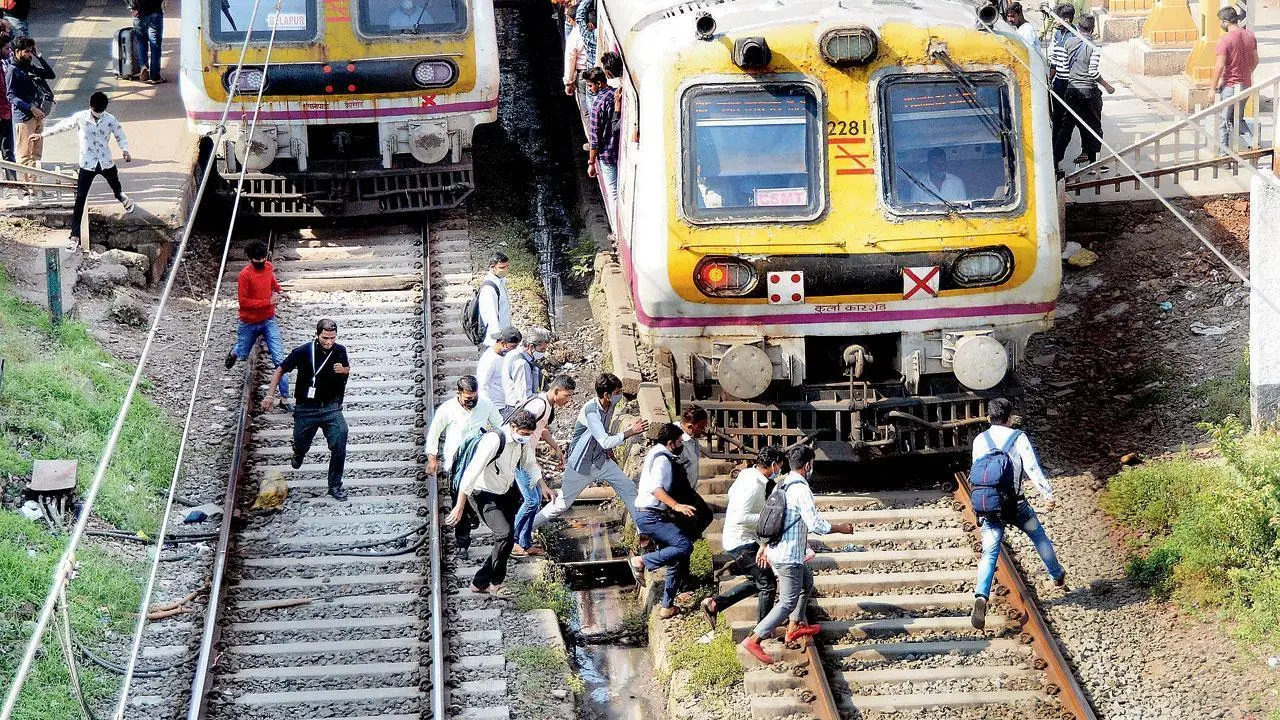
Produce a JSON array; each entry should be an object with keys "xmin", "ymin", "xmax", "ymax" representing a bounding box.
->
[
  {"xmin": 271, "ymin": 521, "xmax": 432, "ymax": 556},
  {"xmin": 0, "ymin": 0, "xmax": 281, "ymax": 714},
  {"xmin": 1035, "ymin": 5, "xmax": 1277, "ymax": 187},
  {"xmin": 111, "ymin": 2, "xmax": 291, "ymax": 716},
  {"xmin": 980, "ymin": 23, "xmax": 1280, "ymax": 316}
]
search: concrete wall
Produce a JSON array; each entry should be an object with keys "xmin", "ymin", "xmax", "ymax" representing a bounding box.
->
[{"xmin": 1249, "ymin": 170, "xmax": 1280, "ymax": 427}]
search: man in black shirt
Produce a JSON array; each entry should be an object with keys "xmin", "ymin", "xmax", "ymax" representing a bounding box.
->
[
  {"xmin": 263, "ymin": 318, "xmax": 352, "ymax": 501},
  {"xmin": 129, "ymin": 0, "xmax": 166, "ymax": 83}
]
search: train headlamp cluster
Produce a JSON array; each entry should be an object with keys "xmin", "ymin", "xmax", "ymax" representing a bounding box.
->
[
  {"xmin": 224, "ymin": 67, "xmax": 267, "ymax": 94},
  {"xmin": 820, "ymin": 27, "xmax": 879, "ymax": 67},
  {"xmin": 694, "ymin": 257, "xmax": 759, "ymax": 297},
  {"xmin": 413, "ymin": 60, "xmax": 456, "ymax": 88},
  {"xmin": 951, "ymin": 249, "xmax": 1013, "ymax": 287}
]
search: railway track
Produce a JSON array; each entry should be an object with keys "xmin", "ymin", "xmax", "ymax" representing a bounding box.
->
[
  {"xmin": 179, "ymin": 217, "xmax": 518, "ymax": 720},
  {"xmin": 698, "ymin": 464, "xmax": 1095, "ymax": 720}
]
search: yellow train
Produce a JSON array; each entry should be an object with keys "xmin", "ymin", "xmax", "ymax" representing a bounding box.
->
[
  {"xmin": 180, "ymin": 0, "xmax": 499, "ymax": 216},
  {"xmin": 589, "ymin": 0, "xmax": 1062, "ymax": 463}
]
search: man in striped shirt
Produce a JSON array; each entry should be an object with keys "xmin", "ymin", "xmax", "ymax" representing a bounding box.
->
[
  {"xmin": 739, "ymin": 445, "xmax": 856, "ymax": 665},
  {"xmin": 1049, "ymin": 14, "xmax": 1114, "ymax": 172}
]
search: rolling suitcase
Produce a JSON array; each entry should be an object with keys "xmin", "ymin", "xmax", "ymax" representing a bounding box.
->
[{"xmin": 113, "ymin": 27, "xmax": 140, "ymax": 79}]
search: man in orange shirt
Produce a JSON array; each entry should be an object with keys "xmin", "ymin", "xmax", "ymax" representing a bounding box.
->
[{"xmin": 226, "ymin": 240, "xmax": 289, "ymax": 407}]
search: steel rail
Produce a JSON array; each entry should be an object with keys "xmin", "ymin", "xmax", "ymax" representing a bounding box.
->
[
  {"xmin": 952, "ymin": 471, "xmax": 1098, "ymax": 720},
  {"xmin": 799, "ymin": 641, "xmax": 841, "ymax": 720},
  {"xmin": 422, "ymin": 223, "xmax": 447, "ymax": 720}
]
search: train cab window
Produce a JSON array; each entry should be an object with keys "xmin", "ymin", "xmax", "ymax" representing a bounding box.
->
[
  {"xmin": 879, "ymin": 74, "xmax": 1018, "ymax": 214},
  {"xmin": 359, "ymin": 0, "xmax": 466, "ymax": 35},
  {"xmin": 210, "ymin": 0, "xmax": 318, "ymax": 42},
  {"xmin": 682, "ymin": 85, "xmax": 822, "ymax": 221}
]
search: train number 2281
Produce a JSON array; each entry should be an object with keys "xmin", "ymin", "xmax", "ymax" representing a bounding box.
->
[{"xmin": 827, "ymin": 120, "xmax": 869, "ymax": 136}]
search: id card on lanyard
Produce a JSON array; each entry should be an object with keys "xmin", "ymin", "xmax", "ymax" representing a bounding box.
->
[{"xmin": 309, "ymin": 341, "xmax": 335, "ymax": 400}]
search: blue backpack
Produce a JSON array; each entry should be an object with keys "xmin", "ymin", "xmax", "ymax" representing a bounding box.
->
[{"xmin": 969, "ymin": 430, "xmax": 1022, "ymax": 521}]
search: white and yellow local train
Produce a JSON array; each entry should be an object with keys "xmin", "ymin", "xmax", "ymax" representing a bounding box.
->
[
  {"xmin": 588, "ymin": 0, "xmax": 1061, "ymax": 462},
  {"xmin": 180, "ymin": 0, "xmax": 499, "ymax": 216}
]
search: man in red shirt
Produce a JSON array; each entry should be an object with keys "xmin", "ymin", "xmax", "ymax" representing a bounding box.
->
[
  {"xmin": 1213, "ymin": 6, "xmax": 1258, "ymax": 150},
  {"xmin": 226, "ymin": 240, "xmax": 290, "ymax": 407}
]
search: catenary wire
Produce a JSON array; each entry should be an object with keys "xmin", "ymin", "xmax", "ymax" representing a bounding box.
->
[{"xmin": 0, "ymin": 0, "xmax": 280, "ymax": 714}]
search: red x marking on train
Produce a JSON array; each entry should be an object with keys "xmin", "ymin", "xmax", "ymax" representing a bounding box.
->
[
  {"xmin": 902, "ymin": 266, "xmax": 940, "ymax": 300},
  {"xmin": 420, "ymin": 95, "xmax": 438, "ymax": 108}
]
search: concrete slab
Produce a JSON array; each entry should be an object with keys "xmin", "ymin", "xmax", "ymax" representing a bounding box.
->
[{"xmin": 3, "ymin": 0, "xmax": 198, "ymax": 245}]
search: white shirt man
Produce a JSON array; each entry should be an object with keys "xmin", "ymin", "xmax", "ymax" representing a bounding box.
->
[
  {"xmin": 636, "ymin": 443, "xmax": 678, "ymax": 511},
  {"xmin": 42, "ymin": 108, "xmax": 130, "ymax": 170},
  {"xmin": 425, "ymin": 392, "xmax": 503, "ymax": 475},
  {"xmin": 910, "ymin": 171, "xmax": 968, "ymax": 203},
  {"xmin": 971, "ymin": 424, "xmax": 1054, "ymax": 501},
  {"xmin": 503, "ymin": 333, "xmax": 549, "ymax": 408},
  {"xmin": 476, "ymin": 327, "xmax": 520, "ymax": 412},
  {"xmin": 477, "ymin": 264, "xmax": 511, "ymax": 348},
  {"xmin": 720, "ymin": 465, "xmax": 769, "ymax": 552}
]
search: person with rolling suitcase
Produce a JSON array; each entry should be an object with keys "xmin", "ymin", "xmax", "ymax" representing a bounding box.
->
[
  {"xmin": 113, "ymin": 26, "xmax": 140, "ymax": 80},
  {"xmin": 128, "ymin": 0, "xmax": 165, "ymax": 84}
]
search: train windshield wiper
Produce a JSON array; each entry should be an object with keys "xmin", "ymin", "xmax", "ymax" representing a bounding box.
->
[
  {"xmin": 897, "ymin": 166, "xmax": 967, "ymax": 215},
  {"xmin": 930, "ymin": 49, "xmax": 1011, "ymax": 148}
]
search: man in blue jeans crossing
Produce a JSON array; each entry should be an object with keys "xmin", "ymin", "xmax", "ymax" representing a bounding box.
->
[
  {"xmin": 226, "ymin": 241, "xmax": 289, "ymax": 405},
  {"xmin": 970, "ymin": 398, "xmax": 1067, "ymax": 630}
]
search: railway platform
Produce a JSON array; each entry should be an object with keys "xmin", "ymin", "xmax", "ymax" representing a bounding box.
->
[{"xmin": 1, "ymin": 0, "xmax": 198, "ymax": 245}]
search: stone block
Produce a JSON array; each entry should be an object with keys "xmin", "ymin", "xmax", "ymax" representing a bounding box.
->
[
  {"xmin": 1097, "ymin": 8, "xmax": 1147, "ymax": 41},
  {"xmin": 1171, "ymin": 75, "xmax": 1216, "ymax": 112},
  {"xmin": 1251, "ymin": 170, "xmax": 1280, "ymax": 428},
  {"xmin": 78, "ymin": 262, "xmax": 128, "ymax": 295},
  {"xmin": 109, "ymin": 287, "xmax": 151, "ymax": 327},
  {"xmin": 100, "ymin": 248, "xmax": 151, "ymax": 287},
  {"xmin": 1126, "ymin": 38, "xmax": 1192, "ymax": 76}
]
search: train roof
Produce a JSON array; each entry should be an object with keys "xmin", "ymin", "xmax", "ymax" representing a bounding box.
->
[{"xmin": 601, "ymin": 0, "xmax": 987, "ymax": 65}]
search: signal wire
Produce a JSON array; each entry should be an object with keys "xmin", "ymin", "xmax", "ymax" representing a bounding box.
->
[{"xmin": 0, "ymin": 0, "xmax": 284, "ymax": 715}]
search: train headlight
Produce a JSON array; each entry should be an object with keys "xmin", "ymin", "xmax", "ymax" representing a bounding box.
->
[
  {"xmin": 694, "ymin": 258, "xmax": 759, "ymax": 297},
  {"xmin": 951, "ymin": 249, "xmax": 1012, "ymax": 287},
  {"xmin": 224, "ymin": 67, "xmax": 266, "ymax": 95},
  {"xmin": 820, "ymin": 27, "xmax": 879, "ymax": 67},
  {"xmin": 413, "ymin": 60, "xmax": 456, "ymax": 88}
]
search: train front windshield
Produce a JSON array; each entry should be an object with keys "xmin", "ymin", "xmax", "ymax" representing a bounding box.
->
[
  {"xmin": 359, "ymin": 0, "xmax": 467, "ymax": 34},
  {"xmin": 210, "ymin": 0, "xmax": 317, "ymax": 41},
  {"xmin": 683, "ymin": 85, "xmax": 822, "ymax": 221},
  {"xmin": 880, "ymin": 74, "xmax": 1018, "ymax": 213}
]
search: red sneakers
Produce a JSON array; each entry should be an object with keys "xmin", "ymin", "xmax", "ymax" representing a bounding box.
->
[
  {"xmin": 740, "ymin": 636, "xmax": 774, "ymax": 665},
  {"xmin": 785, "ymin": 623, "xmax": 822, "ymax": 643}
]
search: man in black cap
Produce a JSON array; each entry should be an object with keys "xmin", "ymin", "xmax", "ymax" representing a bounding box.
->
[{"xmin": 476, "ymin": 326, "xmax": 521, "ymax": 416}]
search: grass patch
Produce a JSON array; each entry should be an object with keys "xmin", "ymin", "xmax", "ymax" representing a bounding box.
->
[
  {"xmin": 1102, "ymin": 416, "xmax": 1280, "ymax": 662},
  {"xmin": 470, "ymin": 217, "xmax": 549, "ymax": 324},
  {"xmin": 0, "ymin": 268, "xmax": 180, "ymax": 533},
  {"xmin": 1195, "ymin": 352, "xmax": 1250, "ymax": 426},
  {"xmin": 689, "ymin": 538, "xmax": 712, "ymax": 579},
  {"xmin": 564, "ymin": 228, "xmax": 599, "ymax": 280},
  {"xmin": 506, "ymin": 644, "xmax": 584, "ymax": 717},
  {"xmin": 514, "ymin": 564, "xmax": 578, "ymax": 624},
  {"xmin": 665, "ymin": 614, "xmax": 744, "ymax": 696},
  {"xmin": 0, "ymin": 511, "xmax": 145, "ymax": 719}
]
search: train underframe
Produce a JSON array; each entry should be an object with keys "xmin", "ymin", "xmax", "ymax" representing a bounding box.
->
[{"xmin": 217, "ymin": 161, "xmax": 475, "ymax": 217}]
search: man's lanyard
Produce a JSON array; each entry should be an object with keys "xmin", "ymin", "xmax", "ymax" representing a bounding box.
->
[{"xmin": 310, "ymin": 340, "xmax": 335, "ymax": 383}]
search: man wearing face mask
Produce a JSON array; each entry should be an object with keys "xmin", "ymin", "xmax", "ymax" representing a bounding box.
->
[
  {"xmin": 477, "ymin": 326, "xmax": 521, "ymax": 415},
  {"xmin": 426, "ymin": 375, "xmax": 504, "ymax": 479},
  {"xmin": 38, "ymin": 92, "xmax": 136, "ymax": 244},
  {"xmin": 629, "ymin": 423, "xmax": 698, "ymax": 618},
  {"xmin": 508, "ymin": 373, "xmax": 575, "ymax": 557},
  {"xmin": 263, "ymin": 319, "xmax": 352, "ymax": 502},
  {"xmin": 699, "ymin": 445, "xmax": 785, "ymax": 632},
  {"xmin": 0, "ymin": 21, "xmax": 16, "ymax": 193},
  {"xmin": 224, "ymin": 240, "xmax": 289, "ymax": 403},
  {"xmin": 534, "ymin": 373, "xmax": 648, "ymax": 528},
  {"xmin": 446, "ymin": 410, "xmax": 544, "ymax": 596},
  {"xmin": 502, "ymin": 327, "xmax": 551, "ymax": 410},
  {"xmin": 477, "ymin": 252, "xmax": 511, "ymax": 350}
]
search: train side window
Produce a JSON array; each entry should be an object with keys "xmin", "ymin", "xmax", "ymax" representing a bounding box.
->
[
  {"xmin": 358, "ymin": 0, "xmax": 466, "ymax": 35},
  {"xmin": 879, "ymin": 73, "xmax": 1018, "ymax": 214},
  {"xmin": 681, "ymin": 84, "xmax": 822, "ymax": 222},
  {"xmin": 210, "ymin": 0, "xmax": 318, "ymax": 42}
]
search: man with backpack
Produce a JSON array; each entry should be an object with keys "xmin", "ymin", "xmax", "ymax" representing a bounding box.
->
[
  {"xmin": 699, "ymin": 445, "xmax": 785, "ymax": 631},
  {"xmin": 476, "ymin": 326, "xmax": 521, "ymax": 414},
  {"xmin": 738, "ymin": 445, "xmax": 856, "ymax": 665},
  {"xmin": 503, "ymin": 327, "xmax": 551, "ymax": 410},
  {"xmin": 968, "ymin": 398, "xmax": 1065, "ymax": 630},
  {"xmin": 427, "ymin": 375, "xmax": 504, "ymax": 551},
  {"xmin": 4, "ymin": 36, "xmax": 53, "ymax": 195},
  {"xmin": 462, "ymin": 252, "xmax": 511, "ymax": 350},
  {"xmin": 510, "ymin": 374, "xmax": 575, "ymax": 558},
  {"xmin": 628, "ymin": 424, "xmax": 698, "ymax": 618},
  {"xmin": 534, "ymin": 373, "xmax": 648, "ymax": 528},
  {"xmin": 445, "ymin": 410, "xmax": 546, "ymax": 596}
]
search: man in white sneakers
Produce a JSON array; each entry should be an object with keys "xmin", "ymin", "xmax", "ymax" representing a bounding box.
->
[{"xmin": 37, "ymin": 91, "xmax": 135, "ymax": 244}]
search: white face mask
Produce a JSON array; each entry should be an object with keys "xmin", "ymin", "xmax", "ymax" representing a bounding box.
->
[
  {"xmin": 606, "ymin": 77, "xmax": 621, "ymax": 89},
  {"xmin": 512, "ymin": 433, "xmax": 531, "ymax": 444},
  {"xmin": 532, "ymin": 350, "xmax": 546, "ymax": 360}
]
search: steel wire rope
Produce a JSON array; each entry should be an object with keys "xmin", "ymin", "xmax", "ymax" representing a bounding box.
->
[
  {"xmin": 1034, "ymin": 5, "xmax": 1279, "ymax": 187},
  {"xmin": 980, "ymin": 23, "xmax": 1280, "ymax": 315},
  {"xmin": 112, "ymin": 3, "xmax": 292, "ymax": 717},
  {"xmin": 0, "ymin": 0, "xmax": 280, "ymax": 713}
]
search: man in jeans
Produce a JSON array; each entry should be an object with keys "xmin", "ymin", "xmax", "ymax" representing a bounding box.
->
[
  {"xmin": 970, "ymin": 398, "xmax": 1066, "ymax": 630},
  {"xmin": 225, "ymin": 240, "xmax": 288, "ymax": 403},
  {"xmin": 130, "ymin": 0, "xmax": 166, "ymax": 84},
  {"xmin": 446, "ymin": 410, "xmax": 543, "ymax": 597},
  {"xmin": 263, "ymin": 319, "xmax": 352, "ymax": 502},
  {"xmin": 739, "ymin": 445, "xmax": 855, "ymax": 665},
  {"xmin": 700, "ymin": 445, "xmax": 785, "ymax": 631},
  {"xmin": 584, "ymin": 66, "xmax": 618, "ymax": 201},
  {"xmin": 0, "ymin": 22, "xmax": 17, "ymax": 190},
  {"xmin": 1212, "ymin": 6, "xmax": 1258, "ymax": 150},
  {"xmin": 629, "ymin": 424, "xmax": 698, "ymax": 619}
]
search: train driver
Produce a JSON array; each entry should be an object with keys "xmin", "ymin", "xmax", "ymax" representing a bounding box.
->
[{"xmin": 909, "ymin": 148, "xmax": 968, "ymax": 204}]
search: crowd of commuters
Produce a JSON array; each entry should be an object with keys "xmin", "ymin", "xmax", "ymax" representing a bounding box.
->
[{"xmin": 557, "ymin": 0, "xmax": 622, "ymax": 201}]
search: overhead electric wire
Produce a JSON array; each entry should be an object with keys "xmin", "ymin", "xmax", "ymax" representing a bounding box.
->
[
  {"xmin": 0, "ymin": 0, "xmax": 284, "ymax": 715},
  {"xmin": 979, "ymin": 19, "xmax": 1280, "ymax": 316}
]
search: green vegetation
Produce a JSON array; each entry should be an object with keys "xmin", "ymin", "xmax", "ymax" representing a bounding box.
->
[
  {"xmin": 664, "ymin": 614, "xmax": 744, "ymax": 695},
  {"xmin": 0, "ymin": 269, "xmax": 180, "ymax": 533},
  {"xmin": 470, "ymin": 217, "xmax": 549, "ymax": 322},
  {"xmin": 565, "ymin": 228, "xmax": 600, "ymax": 280},
  {"xmin": 1103, "ymin": 417, "xmax": 1280, "ymax": 653},
  {"xmin": 514, "ymin": 564, "xmax": 578, "ymax": 624},
  {"xmin": 1194, "ymin": 352, "xmax": 1250, "ymax": 426},
  {"xmin": 0, "ymin": 511, "xmax": 144, "ymax": 720},
  {"xmin": 689, "ymin": 538, "xmax": 712, "ymax": 579},
  {"xmin": 506, "ymin": 644, "xmax": 585, "ymax": 717}
]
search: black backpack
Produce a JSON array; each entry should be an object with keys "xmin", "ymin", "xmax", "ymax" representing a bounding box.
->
[
  {"xmin": 969, "ymin": 430, "xmax": 1022, "ymax": 523},
  {"xmin": 461, "ymin": 279, "xmax": 499, "ymax": 347},
  {"xmin": 756, "ymin": 476, "xmax": 804, "ymax": 545}
]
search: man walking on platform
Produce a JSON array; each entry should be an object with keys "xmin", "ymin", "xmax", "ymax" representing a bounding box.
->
[
  {"xmin": 503, "ymin": 327, "xmax": 551, "ymax": 410},
  {"xmin": 5, "ymin": 37, "xmax": 53, "ymax": 193},
  {"xmin": 446, "ymin": 410, "xmax": 544, "ymax": 596},
  {"xmin": 0, "ymin": 21, "xmax": 18, "ymax": 190},
  {"xmin": 38, "ymin": 92, "xmax": 137, "ymax": 242},
  {"xmin": 224, "ymin": 241, "xmax": 288, "ymax": 405},
  {"xmin": 700, "ymin": 445, "xmax": 785, "ymax": 630},
  {"xmin": 969, "ymin": 398, "xmax": 1065, "ymax": 629},
  {"xmin": 477, "ymin": 326, "xmax": 521, "ymax": 415},
  {"xmin": 263, "ymin": 319, "xmax": 352, "ymax": 502},
  {"xmin": 129, "ymin": 0, "xmax": 166, "ymax": 83},
  {"xmin": 629, "ymin": 424, "xmax": 698, "ymax": 619},
  {"xmin": 533, "ymin": 373, "xmax": 648, "ymax": 527},
  {"xmin": 1213, "ymin": 6, "xmax": 1258, "ymax": 150},
  {"xmin": 509, "ymin": 374, "xmax": 575, "ymax": 557}
]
